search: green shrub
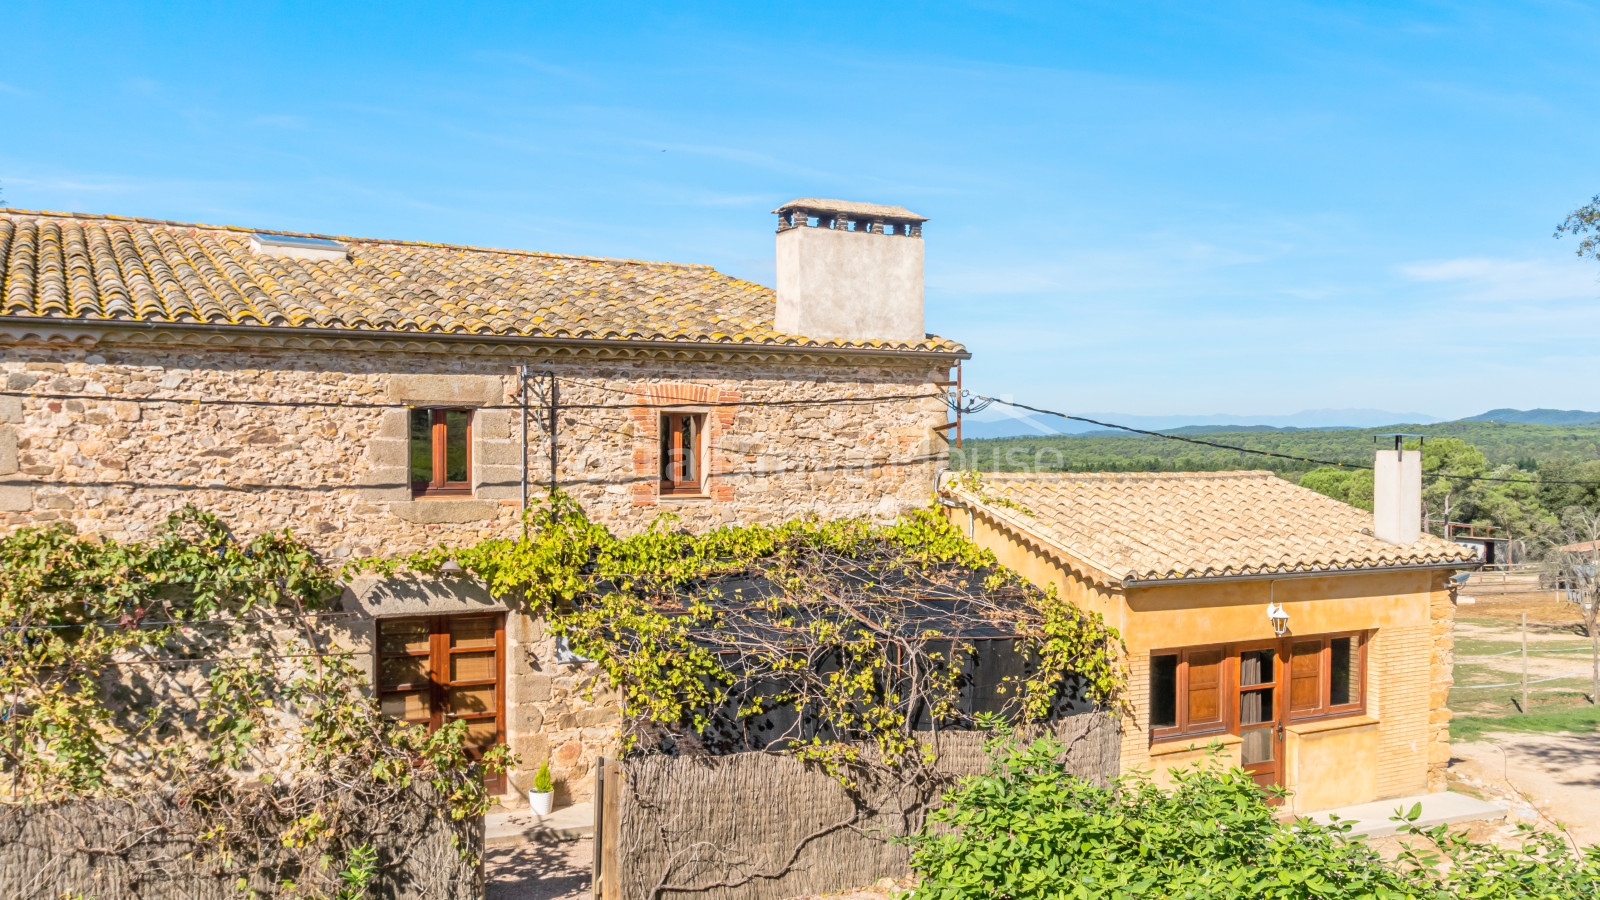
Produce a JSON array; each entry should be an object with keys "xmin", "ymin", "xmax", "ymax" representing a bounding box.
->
[
  {"xmin": 905, "ymin": 734, "xmax": 1600, "ymax": 899},
  {"xmin": 532, "ymin": 761, "xmax": 554, "ymax": 793}
]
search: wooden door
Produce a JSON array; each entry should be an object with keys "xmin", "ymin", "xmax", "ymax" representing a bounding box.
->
[
  {"xmin": 1232, "ymin": 641, "xmax": 1284, "ymax": 800},
  {"xmin": 377, "ymin": 614, "xmax": 507, "ymax": 791}
]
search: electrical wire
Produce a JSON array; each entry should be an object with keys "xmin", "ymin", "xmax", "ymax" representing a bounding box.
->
[
  {"xmin": 969, "ymin": 394, "xmax": 1600, "ymax": 487},
  {"xmin": 0, "ymin": 389, "xmax": 948, "ymax": 412},
  {"xmin": 3, "ymin": 611, "xmax": 356, "ymax": 632},
  {"xmin": 5, "ymin": 382, "xmax": 1597, "ymax": 484}
]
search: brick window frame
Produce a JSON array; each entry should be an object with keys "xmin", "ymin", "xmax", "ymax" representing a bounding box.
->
[{"xmin": 627, "ymin": 383, "xmax": 737, "ymax": 505}]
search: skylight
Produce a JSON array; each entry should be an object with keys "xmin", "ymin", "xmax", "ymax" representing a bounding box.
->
[{"xmin": 248, "ymin": 232, "xmax": 349, "ymax": 263}]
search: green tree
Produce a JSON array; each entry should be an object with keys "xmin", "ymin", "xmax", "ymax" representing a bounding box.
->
[
  {"xmin": 1298, "ymin": 467, "xmax": 1354, "ymax": 503},
  {"xmin": 1546, "ymin": 507, "xmax": 1600, "ymax": 708},
  {"xmin": 1539, "ymin": 458, "xmax": 1600, "ymax": 518},
  {"xmin": 1420, "ymin": 438, "xmax": 1487, "ymax": 533},
  {"xmin": 1477, "ymin": 464, "xmax": 1555, "ymax": 547},
  {"xmin": 1298, "ymin": 467, "xmax": 1374, "ymax": 511},
  {"xmin": 1556, "ymin": 194, "xmax": 1600, "ymax": 261}
]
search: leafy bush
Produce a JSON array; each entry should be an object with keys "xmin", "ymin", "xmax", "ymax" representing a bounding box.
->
[
  {"xmin": 906, "ymin": 734, "xmax": 1600, "ymax": 899},
  {"xmin": 0, "ymin": 507, "xmax": 511, "ymax": 889},
  {"xmin": 533, "ymin": 761, "xmax": 554, "ymax": 793}
]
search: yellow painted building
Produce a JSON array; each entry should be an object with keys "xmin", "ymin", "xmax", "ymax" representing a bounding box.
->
[{"xmin": 941, "ymin": 467, "xmax": 1477, "ymax": 815}]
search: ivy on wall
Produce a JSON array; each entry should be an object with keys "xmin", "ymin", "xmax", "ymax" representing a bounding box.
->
[
  {"xmin": 356, "ymin": 494, "xmax": 1125, "ymax": 771},
  {"xmin": 0, "ymin": 508, "xmax": 510, "ymax": 893}
]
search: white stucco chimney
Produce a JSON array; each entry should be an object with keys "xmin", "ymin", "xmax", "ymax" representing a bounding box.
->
[
  {"xmin": 1373, "ymin": 440, "xmax": 1423, "ymax": 545},
  {"xmin": 773, "ymin": 199, "xmax": 926, "ymax": 343}
]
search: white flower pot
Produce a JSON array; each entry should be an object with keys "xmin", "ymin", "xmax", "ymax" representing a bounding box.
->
[{"xmin": 529, "ymin": 790, "xmax": 554, "ymax": 816}]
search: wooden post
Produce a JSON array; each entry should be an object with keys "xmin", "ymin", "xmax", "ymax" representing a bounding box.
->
[
  {"xmin": 1521, "ymin": 612, "xmax": 1529, "ymax": 714},
  {"xmin": 592, "ymin": 757, "xmax": 604, "ymax": 900}
]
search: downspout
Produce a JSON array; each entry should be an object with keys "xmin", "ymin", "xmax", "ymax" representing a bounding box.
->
[{"xmin": 518, "ymin": 364, "xmax": 529, "ymax": 540}]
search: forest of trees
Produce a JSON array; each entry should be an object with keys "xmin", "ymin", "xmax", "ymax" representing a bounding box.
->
[{"xmin": 957, "ymin": 424, "xmax": 1600, "ymax": 548}]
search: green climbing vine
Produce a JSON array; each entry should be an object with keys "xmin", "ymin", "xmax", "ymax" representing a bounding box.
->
[
  {"xmin": 354, "ymin": 493, "xmax": 1124, "ymax": 772},
  {"xmin": 0, "ymin": 506, "xmax": 509, "ymax": 896}
]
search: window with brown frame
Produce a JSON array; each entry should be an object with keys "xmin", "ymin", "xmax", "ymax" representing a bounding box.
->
[
  {"xmin": 376, "ymin": 614, "xmax": 505, "ymax": 791},
  {"xmin": 410, "ymin": 408, "xmax": 472, "ymax": 498},
  {"xmin": 1149, "ymin": 632, "xmax": 1367, "ymax": 742},
  {"xmin": 1286, "ymin": 632, "xmax": 1366, "ymax": 720},
  {"xmin": 1149, "ymin": 645, "xmax": 1228, "ymax": 740},
  {"xmin": 659, "ymin": 412, "xmax": 705, "ymax": 495}
]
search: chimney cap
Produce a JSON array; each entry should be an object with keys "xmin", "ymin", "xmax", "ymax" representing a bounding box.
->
[{"xmin": 772, "ymin": 198, "xmax": 928, "ymax": 222}]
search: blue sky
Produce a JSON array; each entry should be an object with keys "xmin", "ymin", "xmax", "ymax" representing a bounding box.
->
[{"xmin": 4, "ymin": 1, "xmax": 1599, "ymax": 420}]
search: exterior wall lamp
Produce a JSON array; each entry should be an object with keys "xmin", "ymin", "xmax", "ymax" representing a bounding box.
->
[{"xmin": 1267, "ymin": 602, "xmax": 1290, "ymax": 636}]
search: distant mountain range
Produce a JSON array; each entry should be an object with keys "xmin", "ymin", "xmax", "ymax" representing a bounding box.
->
[
  {"xmin": 960, "ymin": 407, "xmax": 1600, "ymax": 439},
  {"xmin": 1460, "ymin": 408, "xmax": 1600, "ymax": 426}
]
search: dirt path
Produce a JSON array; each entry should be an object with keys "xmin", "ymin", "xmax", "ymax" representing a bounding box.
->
[{"xmin": 1451, "ymin": 730, "xmax": 1600, "ymax": 846}]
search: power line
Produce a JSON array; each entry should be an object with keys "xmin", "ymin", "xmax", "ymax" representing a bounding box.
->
[
  {"xmin": 970, "ymin": 394, "xmax": 1600, "ymax": 487},
  {"xmin": 970, "ymin": 396, "xmax": 1376, "ymax": 469},
  {"xmin": 3, "ymin": 611, "xmax": 356, "ymax": 632},
  {"xmin": 33, "ymin": 650, "xmax": 363, "ymax": 668},
  {"xmin": 0, "ymin": 389, "xmax": 949, "ymax": 412}
]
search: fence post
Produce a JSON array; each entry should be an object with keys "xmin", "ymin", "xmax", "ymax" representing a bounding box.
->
[
  {"xmin": 592, "ymin": 756, "xmax": 604, "ymax": 900},
  {"xmin": 1521, "ymin": 613, "xmax": 1529, "ymax": 715}
]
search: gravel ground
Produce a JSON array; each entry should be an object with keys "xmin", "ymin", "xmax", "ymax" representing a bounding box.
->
[
  {"xmin": 1451, "ymin": 730, "xmax": 1600, "ymax": 846},
  {"xmin": 483, "ymin": 840, "xmax": 913, "ymax": 900},
  {"xmin": 486, "ymin": 838, "xmax": 592, "ymax": 900}
]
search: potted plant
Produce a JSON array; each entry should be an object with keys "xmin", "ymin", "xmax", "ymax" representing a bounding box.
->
[{"xmin": 529, "ymin": 762, "xmax": 555, "ymax": 815}]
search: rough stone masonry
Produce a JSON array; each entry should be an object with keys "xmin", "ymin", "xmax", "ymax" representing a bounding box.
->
[{"xmin": 0, "ymin": 338, "xmax": 954, "ymax": 801}]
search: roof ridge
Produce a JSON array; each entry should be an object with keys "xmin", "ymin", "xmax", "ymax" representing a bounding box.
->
[
  {"xmin": 0, "ymin": 207, "xmax": 715, "ymax": 271},
  {"xmin": 983, "ymin": 470, "xmax": 1276, "ymax": 480}
]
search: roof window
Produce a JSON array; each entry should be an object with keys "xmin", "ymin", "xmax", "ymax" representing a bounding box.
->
[{"xmin": 248, "ymin": 232, "xmax": 349, "ymax": 262}]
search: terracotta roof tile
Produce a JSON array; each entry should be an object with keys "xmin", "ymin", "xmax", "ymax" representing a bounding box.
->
[
  {"xmin": 0, "ymin": 210, "xmax": 964, "ymax": 354},
  {"xmin": 945, "ymin": 471, "xmax": 1478, "ymax": 585}
]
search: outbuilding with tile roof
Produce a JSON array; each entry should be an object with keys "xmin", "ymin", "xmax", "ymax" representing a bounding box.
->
[{"xmin": 940, "ymin": 462, "xmax": 1477, "ymax": 817}]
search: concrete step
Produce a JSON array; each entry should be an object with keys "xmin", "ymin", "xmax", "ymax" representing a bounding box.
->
[
  {"xmin": 1305, "ymin": 791, "xmax": 1508, "ymax": 838},
  {"xmin": 486, "ymin": 801, "xmax": 595, "ymax": 847}
]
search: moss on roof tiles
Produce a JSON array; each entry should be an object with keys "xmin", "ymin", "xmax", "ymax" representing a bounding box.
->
[
  {"xmin": 0, "ymin": 209, "xmax": 964, "ymax": 354},
  {"xmin": 947, "ymin": 470, "xmax": 1478, "ymax": 584}
]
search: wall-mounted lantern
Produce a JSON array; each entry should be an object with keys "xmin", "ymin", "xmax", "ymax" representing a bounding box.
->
[{"xmin": 1267, "ymin": 602, "xmax": 1290, "ymax": 637}]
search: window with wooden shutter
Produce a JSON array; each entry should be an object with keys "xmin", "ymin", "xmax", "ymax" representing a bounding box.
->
[
  {"xmin": 1290, "ymin": 640, "xmax": 1323, "ymax": 713},
  {"xmin": 1148, "ymin": 645, "xmax": 1228, "ymax": 740},
  {"xmin": 377, "ymin": 614, "xmax": 506, "ymax": 791},
  {"xmin": 659, "ymin": 412, "xmax": 706, "ymax": 495},
  {"xmin": 1284, "ymin": 631, "xmax": 1367, "ymax": 721},
  {"xmin": 1150, "ymin": 632, "xmax": 1367, "ymax": 744},
  {"xmin": 1186, "ymin": 649, "xmax": 1225, "ymax": 731}
]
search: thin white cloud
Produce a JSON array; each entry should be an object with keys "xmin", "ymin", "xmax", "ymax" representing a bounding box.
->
[
  {"xmin": 1397, "ymin": 257, "xmax": 1600, "ymax": 303},
  {"xmin": 0, "ymin": 82, "xmax": 25, "ymax": 96}
]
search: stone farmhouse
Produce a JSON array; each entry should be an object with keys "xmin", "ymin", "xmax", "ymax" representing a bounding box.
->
[
  {"xmin": 0, "ymin": 199, "xmax": 965, "ymax": 802},
  {"xmin": 941, "ymin": 454, "xmax": 1478, "ymax": 816}
]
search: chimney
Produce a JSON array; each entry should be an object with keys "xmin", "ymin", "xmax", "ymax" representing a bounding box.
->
[
  {"xmin": 1372, "ymin": 436, "xmax": 1423, "ymax": 544},
  {"xmin": 773, "ymin": 199, "xmax": 927, "ymax": 343}
]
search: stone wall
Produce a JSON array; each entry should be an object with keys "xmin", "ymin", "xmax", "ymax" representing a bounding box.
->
[
  {"xmin": 336, "ymin": 576, "xmax": 619, "ymax": 805},
  {"xmin": 0, "ymin": 342, "xmax": 950, "ymax": 546},
  {"xmin": 0, "ymin": 338, "xmax": 952, "ymax": 805}
]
